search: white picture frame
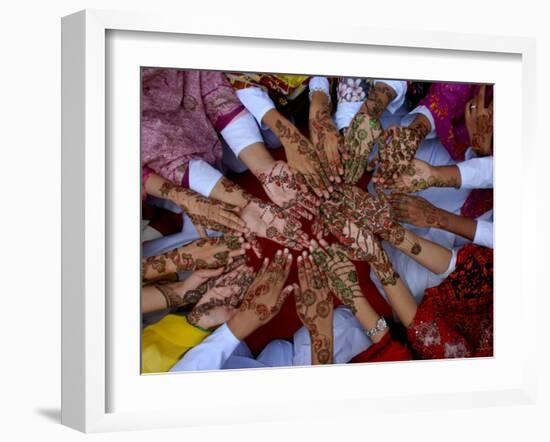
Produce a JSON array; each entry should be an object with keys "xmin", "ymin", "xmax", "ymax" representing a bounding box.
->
[{"xmin": 61, "ymin": 9, "xmax": 537, "ymax": 433}]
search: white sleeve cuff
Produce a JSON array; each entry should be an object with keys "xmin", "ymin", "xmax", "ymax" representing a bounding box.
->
[
  {"xmin": 309, "ymin": 76, "xmax": 331, "ymax": 100},
  {"xmin": 188, "ymin": 160, "xmax": 223, "ymax": 197},
  {"xmin": 334, "ymin": 101, "xmax": 364, "ymax": 131},
  {"xmin": 235, "ymin": 87, "xmax": 276, "ymax": 129},
  {"xmin": 401, "ymin": 105, "xmax": 437, "ymax": 139},
  {"xmin": 457, "ymin": 156, "xmax": 494, "ymax": 189},
  {"xmin": 473, "ymin": 220, "xmax": 493, "ymax": 248},
  {"xmin": 374, "ymin": 80, "xmax": 407, "ymax": 114},
  {"xmin": 169, "ymin": 323, "xmax": 241, "ymax": 372},
  {"xmin": 438, "ymin": 248, "xmax": 458, "ymax": 279},
  {"xmin": 220, "ymin": 113, "xmax": 264, "ymax": 158}
]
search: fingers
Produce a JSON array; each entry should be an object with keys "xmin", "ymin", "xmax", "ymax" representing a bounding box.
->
[
  {"xmin": 296, "ymin": 190, "xmax": 320, "ymax": 217},
  {"xmin": 302, "ymin": 251, "xmax": 313, "ymax": 289},
  {"xmin": 282, "ymin": 248, "xmax": 293, "ymax": 277},
  {"xmin": 308, "ymin": 239, "xmax": 330, "ymax": 268},
  {"xmin": 257, "ymin": 257, "xmax": 270, "ymax": 277},
  {"xmin": 245, "ymin": 233, "xmax": 263, "ymax": 258},
  {"xmin": 287, "ymin": 204, "xmax": 313, "ymax": 222},
  {"xmin": 228, "ymin": 247, "xmax": 247, "ymax": 259},
  {"xmin": 308, "ymin": 253, "xmax": 324, "ymax": 287},
  {"xmin": 220, "ymin": 211, "xmax": 248, "ymax": 234},
  {"xmin": 477, "ymin": 84, "xmax": 486, "ymax": 110},
  {"xmin": 465, "ymin": 98, "xmax": 473, "ymax": 124},
  {"xmin": 366, "ymin": 153, "xmax": 379, "ymax": 173},
  {"xmin": 297, "ymin": 254, "xmax": 308, "ymax": 289},
  {"xmin": 196, "ymin": 267, "xmax": 225, "ymax": 279},
  {"xmin": 277, "ymin": 284, "xmax": 296, "ymax": 306}
]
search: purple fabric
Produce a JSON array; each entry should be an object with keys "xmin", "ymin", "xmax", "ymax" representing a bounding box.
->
[
  {"xmin": 419, "ymin": 82, "xmax": 475, "ymax": 161},
  {"xmin": 141, "ymin": 69, "xmax": 245, "ymax": 185}
]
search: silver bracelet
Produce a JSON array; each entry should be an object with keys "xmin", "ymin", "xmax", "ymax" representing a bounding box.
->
[{"xmin": 365, "ymin": 317, "xmax": 388, "ymax": 338}]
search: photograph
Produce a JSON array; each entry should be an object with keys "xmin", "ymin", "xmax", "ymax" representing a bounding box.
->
[{"xmin": 139, "ymin": 69, "xmax": 494, "ymax": 374}]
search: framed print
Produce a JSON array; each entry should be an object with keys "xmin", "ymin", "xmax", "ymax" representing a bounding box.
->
[{"xmin": 61, "ymin": 9, "xmax": 537, "ymax": 433}]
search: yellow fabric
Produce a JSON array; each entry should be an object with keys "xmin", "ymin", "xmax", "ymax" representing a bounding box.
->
[{"xmin": 142, "ymin": 314, "xmax": 211, "ymax": 373}]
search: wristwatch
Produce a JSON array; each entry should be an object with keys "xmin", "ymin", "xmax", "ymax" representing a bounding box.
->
[{"xmin": 365, "ymin": 317, "xmax": 388, "ymax": 338}]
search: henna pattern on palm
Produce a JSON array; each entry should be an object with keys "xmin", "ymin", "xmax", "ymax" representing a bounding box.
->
[
  {"xmin": 295, "ymin": 254, "xmax": 334, "ymax": 364},
  {"xmin": 187, "ymin": 264, "xmax": 255, "ymax": 329},
  {"xmin": 238, "ymin": 250, "xmax": 294, "ymax": 325}
]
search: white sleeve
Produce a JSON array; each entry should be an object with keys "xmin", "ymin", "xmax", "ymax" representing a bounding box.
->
[
  {"xmin": 220, "ymin": 113, "xmax": 264, "ymax": 158},
  {"xmin": 401, "ymin": 105, "xmax": 437, "ymax": 139},
  {"xmin": 438, "ymin": 247, "xmax": 458, "ymax": 279},
  {"xmin": 473, "ymin": 220, "xmax": 493, "ymax": 248},
  {"xmin": 457, "ymin": 156, "xmax": 493, "ymax": 189},
  {"xmin": 374, "ymin": 80, "xmax": 407, "ymax": 114},
  {"xmin": 235, "ymin": 87, "xmax": 276, "ymax": 129},
  {"xmin": 308, "ymin": 76, "xmax": 331, "ymax": 100},
  {"xmin": 170, "ymin": 323, "xmax": 241, "ymax": 372},
  {"xmin": 334, "ymin": 101, "xmax": 364, "ymax": 131},
  {"xmin": 188, "ymin": 160, "xmax": 223, "ymax": 197}
]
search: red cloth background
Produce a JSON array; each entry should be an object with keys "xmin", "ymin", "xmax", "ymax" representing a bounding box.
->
[{"xmin": 228, "ymin": 148, "xmax": 411, "ymax": 362}]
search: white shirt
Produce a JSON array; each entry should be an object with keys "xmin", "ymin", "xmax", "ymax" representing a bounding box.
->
[{"xmin": 170, "ymin": 307, "xmax": 372, "ymax": 371}]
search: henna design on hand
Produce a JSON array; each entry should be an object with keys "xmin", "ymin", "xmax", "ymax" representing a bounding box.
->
[
  {"xmin": 141, "ymin": 235, "xmax": 247, "ymax": 280},
  {"xmin": 309, "ymin": 104, "xmax": 344, "ymax": 182},
  {"xmin": 389, "ymin": 193, "xmax": 450, "ymax": 230},
  {"xmin": 160, "ymin": 182, "xmax": 247, "ymax": 234},
  {"xmin": 238, "ymin": 249, "xmax": 294, "ymax": 326},
  {"xmin": 272, "ymin": 117, "xmax": 332, "ymax": 198},
  {"xmin": 343, "ymin": 112, "xmax": 384, "ymax": 184},
  {"xmin": 465, "ymin": 85, "xmax": 493, "ymax": 157},
  {"xmin": 257, "ymin": 161, "xmax": 319, "ymax": 220},
  {"xmin": 374, "ymin": 125, "xmax": 424, "ymax": 187},
  {"xmin": 187, "ymin": 264, "xmax": 255, "ymax": 329},
  {"xmin": 385, "ymin": 159, "xmax": 459, "ymax": 193},
  {"xmin": 295, "ymin": 253, "xmax": 334, "ymax": 364}
]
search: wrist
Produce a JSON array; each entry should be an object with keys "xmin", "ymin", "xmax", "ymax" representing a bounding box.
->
[
  {"xmin": 226, "ymin": 310, "xmax": 258, "ymax": 341},
  {"xmin": 238, "ymin": 142, "xmax": 276, "ymax": 178},
  {"xmin": 431, "ymin": 165, "xmax": 461, "ymax": 188}
]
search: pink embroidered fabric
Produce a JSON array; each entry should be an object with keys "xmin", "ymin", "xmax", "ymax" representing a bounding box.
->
[{"xmin": 141, "ymin": 69, "xmax": 245, "ymax": 186}]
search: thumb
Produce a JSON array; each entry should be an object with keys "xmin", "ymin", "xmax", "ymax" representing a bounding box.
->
[{"xmin": 279, "ymin": 284, "xmax": 296, "ymax": 304}]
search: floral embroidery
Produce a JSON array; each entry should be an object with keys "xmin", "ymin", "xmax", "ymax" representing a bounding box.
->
[{"xmin": 337, "ymin": 78, "xmax": 371, "ymax": 103}]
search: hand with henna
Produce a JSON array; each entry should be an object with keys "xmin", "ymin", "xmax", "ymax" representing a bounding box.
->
[
  {"xmin": 257, "ymin": 160, "xmax": 319, "ymax": 221},
  {"xmin": 310, "ymin": 239, "xmax": 394, "ymax": 340},
  {"xmin": 465, "ymin": 85, "xmax": 493, "ymax": 157},
  {"xmin": 241, "ymin": 196, "xmax": 310, "ymax": 251},
  {"xmin": 389, "ymin": 193, "xmax": 449, "ymax": 229},
  {"xmin": 142, "ymin": 267, "xmax": 225, "ymax": 313},
  {"xmin": 319, "ymin": 196, "xmax": 394, "ymax": 272},
  {"xmin": 158, "ymin": 182, "xmax": 248, "ymax": 237},
  {"xmin": 372, "ymin": 125, "xmax": 425, "ymax": 188},
  {"xmin": 337, "ymin": 184, "xmax": 406, "ymax": 246},
  {"xmin": 227, "ymin": 249, "xmax": 295, "ymax": 340},
  {"xmin": 309, "ymin": 95, "xmax": 345, "ymax": 183},
  {"xmin": 263, "ymin": 111, "xmax": 333, "ymax": 199},
  {"xmin": 187, "ymin": 264, "xmax": 255, "ymax": 330},
  {"xmin": 342, "ymin": 110, "xmax": 384, "ymax": 184},
  {"xmin": 308, "ymin": 239, "xmax": 365, "ymax": 314},
  {"xmin": 141, "ymin": 235, "xmax": 250, "ymax": 281},
  {"xmin": 295, "ymin": 252, "xmax": 334, "ymax": 364}
]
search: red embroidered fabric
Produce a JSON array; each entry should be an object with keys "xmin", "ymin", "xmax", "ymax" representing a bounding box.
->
[
  {"xmin": 461, "ymin": 188, "xmax": 493, "ymax": 219},
  {"xmin": 407, "ymin": 244, "xmax": 493, "ymax": 359}
]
